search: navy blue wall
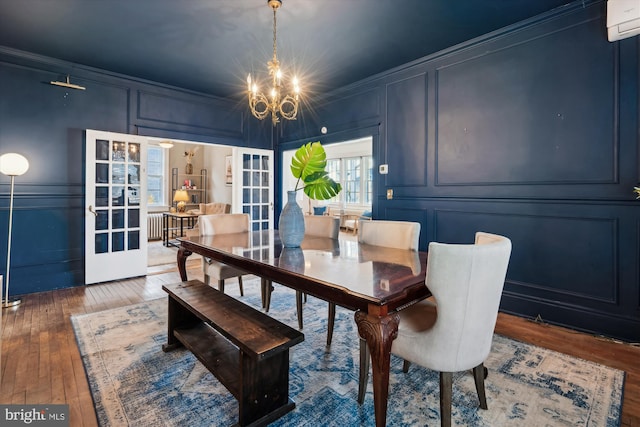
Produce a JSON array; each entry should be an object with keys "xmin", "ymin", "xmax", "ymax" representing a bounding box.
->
[
  {"xmin": 0, "ymin": 48, "xmax": 273, "ymax": 295},
  {"xmin": 1, "ymin": 0, "xmax": 638, "ymax": 342},
  {"xmin": 278, "ymin": 2, "xmax": 640, "ymax": 341}
]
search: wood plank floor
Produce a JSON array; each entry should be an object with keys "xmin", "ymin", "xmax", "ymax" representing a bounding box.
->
[{"xmin": 1, "ymin": 263, "xmax": 638, "ymax": 426}]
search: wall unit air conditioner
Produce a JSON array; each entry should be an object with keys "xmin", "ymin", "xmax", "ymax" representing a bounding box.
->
[{"xmin": 607, "ymin": 0, "xmax": 640, "ymax": 41}]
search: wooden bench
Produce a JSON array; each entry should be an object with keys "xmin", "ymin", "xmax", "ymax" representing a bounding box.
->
[{"xmin": 162, "ymin": 280, "xmax": 304, "ymax": 426}]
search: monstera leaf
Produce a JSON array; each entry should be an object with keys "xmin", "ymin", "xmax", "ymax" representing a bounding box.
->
[{"xmin": 291, "ymin": 142, "xmax": 342, "ymax": 200}]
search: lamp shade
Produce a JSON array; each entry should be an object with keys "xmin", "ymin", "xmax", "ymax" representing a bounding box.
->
[
  {"xmin": 173, "ymin": 190, "xmax": 189, "ymax": 202},
  {"xmin": 0, "ymin": 153, "xmax": 29, "ymax": 176}
]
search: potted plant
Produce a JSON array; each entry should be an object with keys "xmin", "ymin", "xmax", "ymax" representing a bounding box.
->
[{"xmin": 280, "ymin": 141, "xmax": 342, "ymax": 247}]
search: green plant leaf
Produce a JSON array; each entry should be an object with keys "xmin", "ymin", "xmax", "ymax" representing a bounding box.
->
[
  {"xmin": 302, "ymin": 172, "xmax": 342, "ymax": 200},
  {"xmin": 290, "ymin": 141, "xmax": 342, "ymax": 200},
  {"xmin": 291, "ymin": 142, "xmax": 327, "ymax": 182}
]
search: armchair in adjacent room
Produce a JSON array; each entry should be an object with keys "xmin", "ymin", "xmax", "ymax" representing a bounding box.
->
[
  {"xmin": 342, "ymin": 209, "xmax": 372, "ymax": 234},
  {"xmin": 358, "ymin": 231, "xmax": 512, "ymax": 427},
  {"xmin": 190, "ymin": 202, "xmax": 231, "ymax": 215}
]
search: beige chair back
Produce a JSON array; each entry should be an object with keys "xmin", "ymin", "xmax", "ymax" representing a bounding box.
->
[
  {"xmin": 358, "ymin": 220, "xmax": 420, "ymax": 251},
  {"xmin": 304, "ymin": 215, "xmax": 340, "ymax": 238},
  {"xmin": 198, "ymin": 202, "xmax": 231, "ymax": 215},
  {"xmin": 410, "ymin": 232, "xmax": 511, "ymax": 371},
  {"xmin": 198, "ymin": 213, "xmax": 250, "ymax": 236}
]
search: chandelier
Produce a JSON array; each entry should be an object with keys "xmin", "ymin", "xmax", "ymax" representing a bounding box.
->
[{"xmin": 247, "ymin": 0, "xmax": 300, "ymax": 126}]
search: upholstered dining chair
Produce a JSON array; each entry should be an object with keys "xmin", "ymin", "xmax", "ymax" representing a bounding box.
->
[
  {"xmin": 265, "ymin": 215, "xmax": 340, "ymax": 344},
  {"xmin": 198, "ymin": 213, "xmax": 250, "ymax": 295},
  {"xmin": 357, "ymin": 219, "xmax": 420, "ymax": 251},
  {"xmin": 358, "ymin": 231, "xmax": 512, "ymax": 427}
]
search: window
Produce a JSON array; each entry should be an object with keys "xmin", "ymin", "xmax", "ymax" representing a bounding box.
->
[
  {"xmin": 326, "ymin": 155, "xmax": 373, "ymax": 207},
  {"xmin": 344, "ymin": 157, "xmax": 361, "ymax": 203},
  {"xmin": 147, "ymin": 146, "xmax": 167, "ymax": 207},
  {"xmin": 364, "ymin": 156, "xmax": 373, "ymax": 204},
  {"xmin": 326, "ymin": 159, "xmax": 341, "ymax": 203}
]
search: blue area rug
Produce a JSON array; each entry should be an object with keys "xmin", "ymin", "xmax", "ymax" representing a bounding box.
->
[{"xmin": 71, "ymin": 279, "xmax": 624, "ymax": 426}]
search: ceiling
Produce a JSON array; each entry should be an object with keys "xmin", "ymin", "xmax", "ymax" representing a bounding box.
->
[{"xmin": 0, "ymin": 0, "xmax": 573, "ymax": 99}]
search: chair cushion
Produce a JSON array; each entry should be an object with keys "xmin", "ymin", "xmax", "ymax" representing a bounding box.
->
[
  {"xmin": 203, "ymin": 258, "xmax": 246, "ymax": 280},
  {"xmin": 313, "ymin": 206, "xmax": 327, "ymax": 215}
]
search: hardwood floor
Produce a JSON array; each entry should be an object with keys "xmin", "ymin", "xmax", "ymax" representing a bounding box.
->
[{"xmin": 1, "ymin": 264, "xmax": 639, "ymax": 426}]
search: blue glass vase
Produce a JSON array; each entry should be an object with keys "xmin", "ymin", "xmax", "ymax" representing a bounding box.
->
[{"xmin": 279, "ymin": 191, "xmax": 305, "ymax": 247}]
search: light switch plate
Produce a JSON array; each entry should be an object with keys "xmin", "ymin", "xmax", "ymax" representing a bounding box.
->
[{"xmin": 386, "ymin": 189, "xmax": 393, "ymax": 199}]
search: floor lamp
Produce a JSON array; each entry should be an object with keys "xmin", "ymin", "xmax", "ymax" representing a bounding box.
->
[{"xmin": 0, "ymin": 153, "xmax": 29, "ymax": 308}]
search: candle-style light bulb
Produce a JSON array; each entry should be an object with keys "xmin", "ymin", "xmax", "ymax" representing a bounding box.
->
[{"xmin": 247, "ymin": 74, "xmax": 252, "ymax": 91}]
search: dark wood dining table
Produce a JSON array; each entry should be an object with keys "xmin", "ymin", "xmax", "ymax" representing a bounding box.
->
[{"xmin": 176, "ymin": 230, "xmax": 430, "ymax": 427}]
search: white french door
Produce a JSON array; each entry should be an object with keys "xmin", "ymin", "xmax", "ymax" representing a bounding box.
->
[
  {"xmin": 85, "ymin": 129, "xmax": 148, "ymax": 284},
  {"xmin": 231, "ymin": 147, "xmax": 274, "ymax": 231}
]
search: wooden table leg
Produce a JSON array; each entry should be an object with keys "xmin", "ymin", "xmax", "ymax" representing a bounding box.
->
[
  {"xmin": 177, "ymin": 246, "xmax": 192, "ymax": 281},
  {"xmin": 355, "ymin": 310, "xmax": 400, "ymax": 427}
]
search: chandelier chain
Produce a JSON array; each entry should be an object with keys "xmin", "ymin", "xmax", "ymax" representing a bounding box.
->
[{"xmin": 272, "ymin": 8, "xmax": 277, "ymax": 62}]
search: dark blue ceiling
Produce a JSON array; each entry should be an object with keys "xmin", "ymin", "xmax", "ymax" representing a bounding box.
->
[{"xmin": 0, "ymin": 0, "xmax": 574, "ymax": 99}]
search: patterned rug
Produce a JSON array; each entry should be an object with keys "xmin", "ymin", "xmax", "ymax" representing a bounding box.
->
[{"xmin": 71, "ymin": 279, "xmax": 624, "ymax": 426}]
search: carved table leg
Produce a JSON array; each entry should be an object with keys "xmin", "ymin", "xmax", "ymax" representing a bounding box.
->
[
  {"xmin": 177, "ymin": 246, "xmax": 192, "ymax": 281},
  {"xmin": 355, "ymin": 310, "xmax": 400, "ymax": 427}
]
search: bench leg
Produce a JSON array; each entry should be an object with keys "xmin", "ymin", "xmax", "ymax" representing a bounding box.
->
[
  {"xmin": 238, "ymin": 350, "xmax": 295, "ymax": 426},
  {"xmin": 162, "ymin": 296, "xmax": 197, "ymax": 352}
]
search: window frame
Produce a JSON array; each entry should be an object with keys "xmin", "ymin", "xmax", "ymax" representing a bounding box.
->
[{"xmin": 147, "ymin": 145, "xmax": 169, "ymax": 211}]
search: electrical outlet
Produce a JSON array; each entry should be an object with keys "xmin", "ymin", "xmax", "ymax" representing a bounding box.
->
[
  {"xmin": 386, "ymin": 189, "xmax": 393, "ymax": 199},
  {"xmin": 379, "ymin": 164, "xmax": 388, "ymax": 174}
]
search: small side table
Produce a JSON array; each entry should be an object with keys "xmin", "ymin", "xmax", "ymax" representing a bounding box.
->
[{"xmin": 162, "ymin": 212, "xmax": 198, "ymax": 247}]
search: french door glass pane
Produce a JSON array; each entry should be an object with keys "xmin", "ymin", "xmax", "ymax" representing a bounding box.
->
[
  {"xmin": 112, "ymin": 232, "xmax": 124, "ymax": 252},
  {"xmin": 112, "ymin": 141, "xmax": 126, "ymax": 161},
  {"xmin": 96, "ymin": 139, "xmax": 110, "ymax": 161},
  {"xmin": 112, "ymin": 186, "xmax": 125, "ymax": 206},
  {"xmin": 128, "ymin": 231, "xmax": 140, "ymax": 250},
  {"xmin": 128, "ymin": 209, "xmax": 140, "ymax": 228},
  {"xmin": 127, "ymin": 143, "xmax": 140, "ymax": 162},
  {"xmin": 112, "ymin": 209, "xmax": 125, "ymax": 229},
  {"xmin": 96, "ymin": 164, "xmax": 109, "ymax": 184},
  {"xmin": 95, "ymin": 233, "xmax": 108, "ymax": 254},
  {"xmin": 92, "ymin": 137, "xmax": 143, "ymax": 257},
  {"xmin": 96, "ymin": 187, "xmax": 109, "ymax": 207},
  {"xmin": 96, "ymin": 211, "xmax": 108, "ymax": 230}
]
